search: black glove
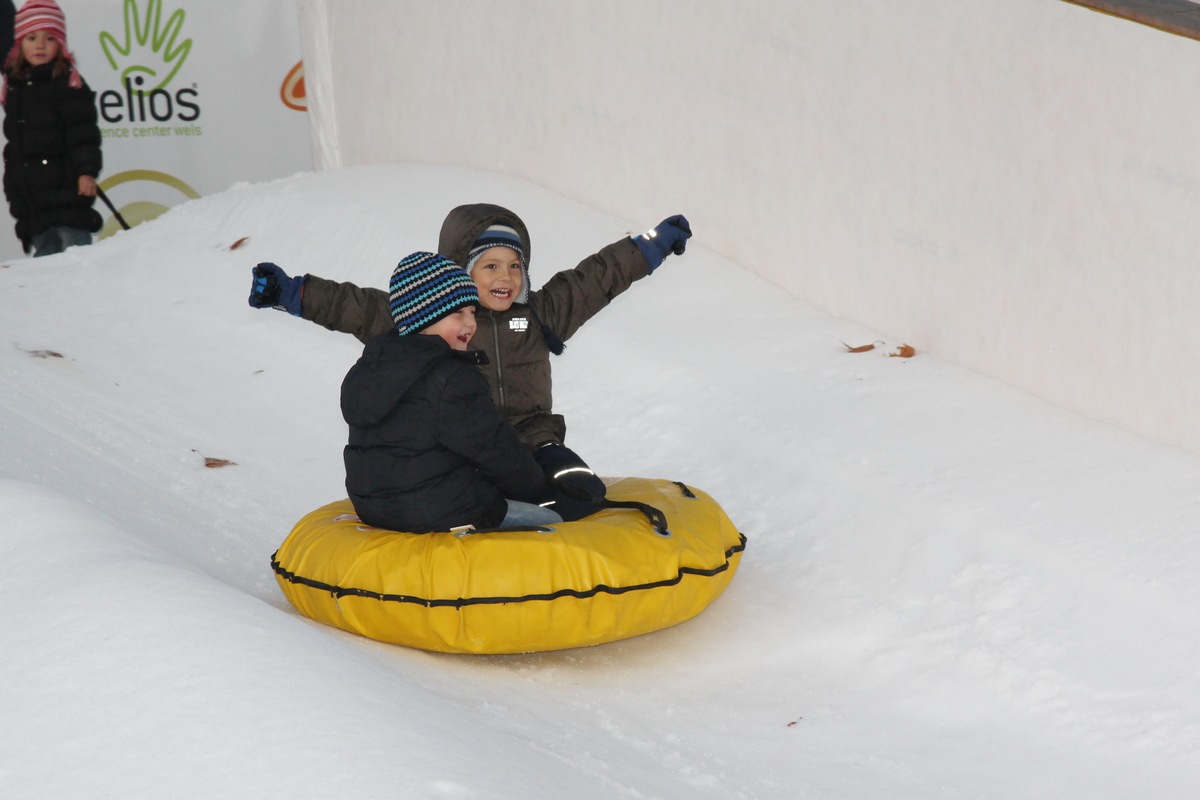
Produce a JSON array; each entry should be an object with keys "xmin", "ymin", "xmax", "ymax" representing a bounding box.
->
[
  {"xmin": 249, "ymin": 262, "xmax": 305, "ymax": 316},
  {"xmin": 632, "ymin": 214, "xmax": 691, "ymax": 272},
  {"xmin": 533, "ymin": 443, "xmax": 606, "ymax": 503},
  {"xmin": 538, "ymin": 485, "xmax": 602, "ymax": 523}
]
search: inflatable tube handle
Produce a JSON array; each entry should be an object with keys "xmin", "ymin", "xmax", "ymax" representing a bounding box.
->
[
  {"xmin": 598, "ymin": 498, "xmax": 671, "ymax": 537},
  {"xmin": 672, "ymin": 481, "xmax": 696, "ymax": 498}
]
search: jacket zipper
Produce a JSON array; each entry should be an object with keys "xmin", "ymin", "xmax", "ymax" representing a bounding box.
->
[{"xmin": 488, "ymin": 313, "xmax": 506, "ymax": 412}]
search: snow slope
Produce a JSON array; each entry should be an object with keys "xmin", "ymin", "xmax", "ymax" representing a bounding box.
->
[{"xmin": 2, "ymin": 164, "xmax": 1198, "ymax": 799}]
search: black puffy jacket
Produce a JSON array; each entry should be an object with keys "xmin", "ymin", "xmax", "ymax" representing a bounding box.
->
[
  {"xmin": 341, "ymin": 331, "xmax": 548, "ymax": 532},
  {"xmin": 2, "ymin": 62, "xmax": 102, "ymax": 250}
]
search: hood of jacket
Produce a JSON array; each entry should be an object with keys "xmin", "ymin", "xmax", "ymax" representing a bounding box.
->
[
  {"xmin": 437, "ymin": 202, "xmax": 566, "ymax": 353},
  {"xmin": 438, "ymin": 203, "xmax": 531, "ymax": 266},
  {"xmin": 341, "ymin": 332, "xmax": 486, "ymax": 428},
  {"xmin": 438, "ymin": 203, "xmax": 533, "ymax": 302}
]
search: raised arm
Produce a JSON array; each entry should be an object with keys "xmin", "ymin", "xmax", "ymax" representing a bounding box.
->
[
  {"xmin": 531, "ymin": 215, "xmax": 691, "ymax": 343},
  {"xmin": 248, "ymin": 263, "xmax": 393, "ymax": 344}
]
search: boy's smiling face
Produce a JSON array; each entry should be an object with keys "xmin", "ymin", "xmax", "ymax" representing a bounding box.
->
[
  {"xmin": 470, "ymin": 246, "xmax": 523, "ymax": 312},
  {"xmin": 422, "ymin": 306, "xmax": 478, "ymax": 350}
]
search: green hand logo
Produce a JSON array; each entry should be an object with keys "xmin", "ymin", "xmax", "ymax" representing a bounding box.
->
[{"xmin": 99, "ymin": 0, "xmax": 192, "ymax": 92}]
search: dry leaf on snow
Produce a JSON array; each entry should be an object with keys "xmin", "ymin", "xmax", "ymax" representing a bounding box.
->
[
  {"xmin": 193, "ymin": 449, "xmax": 237, "ymax": 468},
  {"xmin": 16, "ymin": 344, "xmax": 65, "ymax": 358}
]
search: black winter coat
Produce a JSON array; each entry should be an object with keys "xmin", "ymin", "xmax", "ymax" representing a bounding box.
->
[
  {"xmin": 2, "ymin": 62, "xmax": 102, "ymax": 250},
  {"xmin": 341, "ymin": 331, "xmax": 548, "ymax": 532}
]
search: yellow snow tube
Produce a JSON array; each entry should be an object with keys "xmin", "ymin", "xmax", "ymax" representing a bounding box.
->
[{"xmin": 271, "ymin": 477, "xmax": 746, "ymax": 654}]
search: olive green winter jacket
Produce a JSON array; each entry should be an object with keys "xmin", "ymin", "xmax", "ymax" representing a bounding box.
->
[{"xmin": 302, "ymin": 203, "xmax": 652, "ymax": 448}]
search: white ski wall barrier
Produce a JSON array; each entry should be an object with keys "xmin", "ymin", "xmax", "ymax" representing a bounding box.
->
[{"xmin": 296, "ymin": 0, "xmax": 1200, "ymax": 454}]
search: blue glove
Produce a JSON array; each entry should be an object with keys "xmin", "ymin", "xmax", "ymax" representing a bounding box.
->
[
  {"xmin": 632, "ymin": 214, "xmax": 691, "ymax": 272},
  {"xmin": 533, "ymin": 443, "xmax": 606, "ymax": 503},
  {"xmin": 249, "ymin": 263, "xmax": 304, "ymax": 316}
]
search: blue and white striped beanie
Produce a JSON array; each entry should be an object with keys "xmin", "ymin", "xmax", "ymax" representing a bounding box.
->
[
  {"xmin": 388, "ymin": 252, "xmax": 480, "ymax": 336},
  {"xmin": 464, "ymin": 224, "xmax": 526, "ymax": 273}
]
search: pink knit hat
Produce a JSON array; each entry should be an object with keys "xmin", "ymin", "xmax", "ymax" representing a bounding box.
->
[{"xmin": 2, "ymin": 0, "xmax": 83, "ymax": 102}]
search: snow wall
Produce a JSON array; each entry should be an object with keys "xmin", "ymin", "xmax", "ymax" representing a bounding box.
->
[{"xmin": 295, "ymin": 0, "xmax": 1200, "ymax": 454}]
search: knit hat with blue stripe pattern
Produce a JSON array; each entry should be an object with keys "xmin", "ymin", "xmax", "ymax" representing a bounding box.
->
[
  {"xmin": 464, "ymin": 224, "xmax": 526, "ymax": 273},
  {"xmin": 388, "ymin": 252, "xmax": 479, "ymax": 336}
]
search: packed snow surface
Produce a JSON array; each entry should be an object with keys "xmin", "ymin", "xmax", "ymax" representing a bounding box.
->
[{"xmin": 2, "ymin": 164, "xmax": 1198, "ymax": 799}]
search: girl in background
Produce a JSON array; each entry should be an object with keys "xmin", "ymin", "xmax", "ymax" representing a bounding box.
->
[{"xmin": 2, "ymin": 0, "xmax": 101, "ymax": 257}]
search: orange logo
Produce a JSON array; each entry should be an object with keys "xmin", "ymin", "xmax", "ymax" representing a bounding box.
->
[{"xmin": 280, "ymin": 61, "xmax": 306, "ymax": 111}]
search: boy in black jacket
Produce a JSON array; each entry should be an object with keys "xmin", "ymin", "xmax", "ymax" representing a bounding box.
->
[{"xmin": 341, "ymin": 252, "xmax": 560, "ymax": 532}]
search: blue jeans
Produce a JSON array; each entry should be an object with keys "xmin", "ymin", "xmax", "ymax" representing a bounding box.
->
[
  {"xmin": 499, "ymin": 500, "xmax": 563, "ymax": 529},
  {"xmin": 31, "ymin": 226, "xmax": 92, "ymax": 257}
]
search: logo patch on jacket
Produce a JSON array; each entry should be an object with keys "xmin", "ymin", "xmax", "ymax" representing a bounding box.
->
[{"xmin": 509, "ymin": 317, "xmax": 529, "ymax": 332}]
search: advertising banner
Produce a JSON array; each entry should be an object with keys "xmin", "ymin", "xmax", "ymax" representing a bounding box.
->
[{"xmin": 0, "ymin": 0, "xmax": 312, "ymax": 260}]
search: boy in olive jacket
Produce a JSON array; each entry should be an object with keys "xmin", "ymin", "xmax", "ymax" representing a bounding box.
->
[{"xmin": 251, "ymin": 203, "xmax": 690, "ymax": 507}]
